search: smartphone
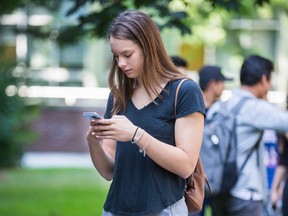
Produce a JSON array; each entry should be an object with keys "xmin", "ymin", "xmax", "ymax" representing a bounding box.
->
[{"xmin": 83, "ymin": 112, "xmax": 103, "ymax": 120}]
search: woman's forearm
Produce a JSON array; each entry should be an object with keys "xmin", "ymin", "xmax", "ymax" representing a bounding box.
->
[{"xmin": 88, "ymin": 139, "xmax": 115, "ymax": 181}]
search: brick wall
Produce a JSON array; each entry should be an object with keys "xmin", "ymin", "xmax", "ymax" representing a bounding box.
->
[{"xmin": 26, "ymin": 107, "xmax": 106, "ymax": 152}]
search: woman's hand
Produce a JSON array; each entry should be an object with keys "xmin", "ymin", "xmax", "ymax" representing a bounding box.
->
[
  {"xmin": 90, "ymin": 115, "xmax": 137, "ymax": 142},
  {"xmin": 86, "ymin": 123, "xmax": 103, "ymax": 144},
  {"xmin": 86, "ymin": 119, "xmax": 118, "ymax": 181}
]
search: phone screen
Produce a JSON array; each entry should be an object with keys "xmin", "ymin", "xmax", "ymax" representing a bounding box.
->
[{"xmin": 83, "ymin": 112, "xmax": 102, "ymax": 120}]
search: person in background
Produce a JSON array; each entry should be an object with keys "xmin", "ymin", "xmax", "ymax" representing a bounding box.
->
[
  {"xmin": 170, "ymin": 55, "xmax": 188, "ymax": 74},
  {"xmin": 198, "ymin": 65, "xmax": 233, "ymax": 111},
  {"xmin": 270, "ymin": 133, "xmax": 288, "ymax": 216},
  {"xmin": 270, "ymin": 95, "xmax": 288, "ymax": 216},
  {"xmin": 85, "ymin": 10, "xmax": 205, "ymax": 216},
  {"xmin": 211, "ymin": 55, "xmax": 288, "ymax": 216},
  {"xmin": 262, "ymin": 129, "xmax": 280, "ymax": 216},
  {"xmin": 191, "ymin": 65, "xmax": 233, "ymax": 216},
  {"xmin": 259, "ymin": 91, "xmax": 279, "ymax": 216}
]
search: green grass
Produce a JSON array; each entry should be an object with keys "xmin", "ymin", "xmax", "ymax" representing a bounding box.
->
[
  {"xmin": 0, "ymin": 168, "xmax": 110, "ymax": 216},
  {"xmin": 0, "ymin": 168, "xmax": 213, "ymax": 216}
]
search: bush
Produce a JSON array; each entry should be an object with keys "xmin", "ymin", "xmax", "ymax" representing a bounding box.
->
[{"xmin": 0, "ymin": 63, "xmax": 39, "ymax": 167}]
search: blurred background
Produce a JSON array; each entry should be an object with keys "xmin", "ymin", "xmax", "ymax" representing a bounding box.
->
[{"xmin": 0, "ymin": 0, "xmax": 288, "ymax": 215}]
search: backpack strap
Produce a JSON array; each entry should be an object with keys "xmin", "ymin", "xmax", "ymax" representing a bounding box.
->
[
  {"xmin": 239, "ymin": 131, "xmax": 263, "ymax": 171},
  {"xmin": 230, "ymin": 98, "xmax": 250, "ymax": 147},
  {"xmin": 229, "ymin": 97, "xmax": 250, "ymax": 115},
  {"xmin": 174, "ymin": 79, "xmax": 187, "ymax": 116},
  {"xmin": 229, "ymin": 97, "xmax": 263, "ymax": 172},
  {"xmin": 224, "ymin": 98, "xmax": 250, "ymax": 161}
]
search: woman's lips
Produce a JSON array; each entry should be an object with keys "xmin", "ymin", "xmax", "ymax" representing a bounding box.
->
[{"xmin": 124, "ymin": 69, "xmax": 132, "ymax": 75}]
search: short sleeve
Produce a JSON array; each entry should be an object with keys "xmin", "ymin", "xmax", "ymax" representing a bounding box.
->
[
  {"xmin": 175, "ymin": 79, "xmax": 205, "ymax": 119},
  {"xmin": 104, "ymin": 92, "xmax": 114, "ymax": 119}
]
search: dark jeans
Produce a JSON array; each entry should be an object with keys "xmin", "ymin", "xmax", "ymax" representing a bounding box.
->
[{"xmin": 211, "ymin": 194, "xmax": 263, "ymax": 216}]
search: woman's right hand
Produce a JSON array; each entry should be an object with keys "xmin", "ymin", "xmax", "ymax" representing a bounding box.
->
[
  {"xmin": 86, "ymin": 120, "xmax": 117, "ymax": 181},
  {"xmin": 86, "ymin": 121, "xmax": 103, "ymax": 145},
  {"xmin": 88, "ymin": 115, "xmax": 137, "ymax": 142}
]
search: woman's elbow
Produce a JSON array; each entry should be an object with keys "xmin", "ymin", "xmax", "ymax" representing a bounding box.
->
[
  {"xmin": 101, "ymin": 173, "xmax": 113, "ymax": 181},
  {"xmin": 103, "ymin": 176, "xmax": 113, "ymax": 181},
  {"xmin": 179, "ymin": 166, "xmax": 194, "ymax": 179},
  {"xmin": 93, "ymin": 166, "xmax": 114, "ymax": 181}
]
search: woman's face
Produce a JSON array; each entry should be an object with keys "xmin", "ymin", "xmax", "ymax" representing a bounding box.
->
[{"xmin": 110, "ymin": 36, "xmax": 144, "ymax": 79}]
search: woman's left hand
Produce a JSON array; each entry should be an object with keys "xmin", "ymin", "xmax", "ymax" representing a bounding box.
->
[{"xmin": 90, "ymin": 115, "xmax": 137, "ymax": 142}]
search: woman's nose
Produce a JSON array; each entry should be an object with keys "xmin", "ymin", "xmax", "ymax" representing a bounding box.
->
[{"xmin": 118, "ymin": 58, "xmax": 127, "ymax": 69}]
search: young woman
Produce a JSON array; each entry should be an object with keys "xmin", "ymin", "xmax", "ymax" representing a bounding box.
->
[{"xmin": 86, "ymin": 10, "xmax": 205, "ymax": 216}]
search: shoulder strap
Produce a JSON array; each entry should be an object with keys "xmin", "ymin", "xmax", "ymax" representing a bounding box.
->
[
  {"xmin": 230, "ymin": 97, "xmax": 250, "ymax": 146},
  {"xmin": 229, "ymin": 97, "xmax": 250, "ymax": 115},
  {"xmin": 229, "ymin": 97, "xmax": 262, "ymax": 172},
  {"xmin": 222, "ymin": 97, "xmax": 250, "ymax": 161},
  {"xmin": 174, "ymin": 79, "xmax": 187, "ymax": 116},
  {"xmin": 239, "ymin": 131, "xmax": 263, "ymax": 171}
]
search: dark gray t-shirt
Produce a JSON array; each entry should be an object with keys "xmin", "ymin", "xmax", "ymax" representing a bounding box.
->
[{"xmin": 103, "ymin": 79, "xmax": 205, "ymax": 215}]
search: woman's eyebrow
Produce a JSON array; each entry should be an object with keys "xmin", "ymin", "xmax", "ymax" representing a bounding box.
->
[{"xmin": 111, "ymin": 49, "xmax": 132, "ymax": 55}]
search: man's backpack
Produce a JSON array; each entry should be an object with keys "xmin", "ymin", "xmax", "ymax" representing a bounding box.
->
[{"xmin": 200, "ymin": 98, "xmax": 249, "ymax": 195}]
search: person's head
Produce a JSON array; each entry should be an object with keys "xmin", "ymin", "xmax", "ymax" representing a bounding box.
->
[
  {"xmin": 199, "ymin": 65, "xmax": 232, "ymax": 98},
  {"xmin": 108, "ymin": 10, "xmax": 185, "ymax": 113},
  {"xmin": 170, "ymin": 56, "xmax": 188, "ymax": 74},
  {"xmin": 240, "ymin": 55, "xmax": 274, "ymax": 98}
]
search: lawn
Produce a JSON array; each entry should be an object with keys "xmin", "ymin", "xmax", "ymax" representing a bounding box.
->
[
  {"xmin": 0, "ymin": 168, "xmax": 213, "ymax": 216},
  {"xmin": 0, "ymin": 168, "xmax": 110, "ymax": 216}
]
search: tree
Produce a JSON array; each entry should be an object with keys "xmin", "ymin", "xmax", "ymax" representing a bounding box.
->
[
  {"xmin": 1, "ymin": 0, "xmax": 280, "ymax": 45},
  {"xmin": 0, "ymin": 61, "xmax": 39, "ymax": 167},
  {"xmin": 57, "ymin": 0, "xmax": 277, "ymax": 44}
]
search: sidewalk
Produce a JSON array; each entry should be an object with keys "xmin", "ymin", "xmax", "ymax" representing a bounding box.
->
[{"xmin": 21, "ymin": 152, "xmax": 93, "ymax": 168}]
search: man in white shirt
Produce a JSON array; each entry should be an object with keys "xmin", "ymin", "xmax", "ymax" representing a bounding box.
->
[{"xmin": 211, "ymin": 55, "xmax": 288, "ymax": 216}]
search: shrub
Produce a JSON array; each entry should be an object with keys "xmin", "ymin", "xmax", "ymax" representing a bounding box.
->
[{"xmin": 0, "ymin": 62, "xmax": 39, "ymax": 167}]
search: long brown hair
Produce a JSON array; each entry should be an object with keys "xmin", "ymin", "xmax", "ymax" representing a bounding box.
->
[{"xmin": 108, "ymin": 10, "xmax": 187, "ymax": 114}]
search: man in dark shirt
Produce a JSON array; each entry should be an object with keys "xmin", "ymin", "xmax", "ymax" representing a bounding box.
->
[{"xmin": 270, "ymin": 131, "xmax": 288, "ymax": 216}]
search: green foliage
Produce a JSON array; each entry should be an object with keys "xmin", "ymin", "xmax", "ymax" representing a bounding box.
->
[
  {"xmin": 54, "ymin": 0, "xmax": 286, "ymax": 46},
  {"xmin": 1, "ymin": 0, "xmax": 288, "ymax": 47},
  {"xmin": 56, "ymin": 0, "xmax": 191, "ymax": 44},
  {"xmin": 0, "ymin": 63, "xmax": 39, "ymax": 168},
  {"xmin": 0, "ymin": 0, "xmax": 61, "ymax": 15},
  {"xmin": 207, "ymin": 0, "xmax": 270, "ymax": 11}
]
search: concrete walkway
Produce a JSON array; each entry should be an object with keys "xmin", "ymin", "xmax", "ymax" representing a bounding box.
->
[{"xmin": 21, "ymin": 152, "xmax": 93, "ymax": 168}]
